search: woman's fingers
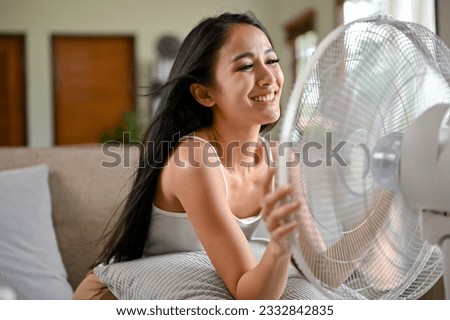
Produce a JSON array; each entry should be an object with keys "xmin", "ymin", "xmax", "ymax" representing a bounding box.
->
[
  {"xmin": 262, "ymin": 186, "xmax": 301, "ymax": 232},
  {"xmin": 264, "ymin": 200, "xmax": 301, "ymax": 231},
  {"xmin": 269, "ymin": 218, "xmax": 299, "ymax": 256},
  {"xmin": 261, "ymin": 184, "xmax": 302, "ymax": 255},
  {"xmin": 261, "ymin": 184, "xmax": 295, "ymax": 216},
  {"xmin": 271, "ymin": 219, "xmax": 298, "ymax": 238}
]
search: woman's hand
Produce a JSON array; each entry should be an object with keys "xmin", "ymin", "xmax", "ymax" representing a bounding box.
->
[{"xmin": 260, "ymin": 171, "xmax": 301, "ymax": 257}]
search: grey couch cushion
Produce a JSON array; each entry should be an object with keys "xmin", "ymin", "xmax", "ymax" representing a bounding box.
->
[{"xmin": 0, "ymin": 165, "xmax": 73, "ymax": 299}]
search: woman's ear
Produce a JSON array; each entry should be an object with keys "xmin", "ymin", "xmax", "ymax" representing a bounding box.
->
[{"xmin": 190, "ymin": 83, "xmax": 215, "ymax": 107}]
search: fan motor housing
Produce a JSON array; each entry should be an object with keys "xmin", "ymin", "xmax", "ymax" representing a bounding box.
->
[{"xmin": 400, "ymin": 104, "xmax": 450, "ymax": 213}]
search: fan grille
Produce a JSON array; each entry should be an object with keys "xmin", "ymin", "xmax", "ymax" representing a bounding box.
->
[{"xmin": 280, "ymin": 17, "xmax": 449, "ymax": 299}]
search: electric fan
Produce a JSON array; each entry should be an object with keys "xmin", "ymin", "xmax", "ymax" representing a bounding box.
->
[{"xmin": 278, "ymin": 16, "xmax": 450, "ymax": 300}]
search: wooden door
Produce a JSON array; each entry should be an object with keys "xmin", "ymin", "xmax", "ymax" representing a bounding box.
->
[
  {"xmin": 0, "ymin": 35, "xmax": 26, "ymax": 146},
  {"xmin": 53, "ymin": 36, "xmax": 135, "ymax": 145}
]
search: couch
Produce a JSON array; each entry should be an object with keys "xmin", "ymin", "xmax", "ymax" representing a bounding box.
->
[
  {"xmin": 0, "ymin": 145, "xmax": 445, "ymax": 299},
  {"xmin": 0, "ymin": 144, "xmax": 137, "ymax": 299}
]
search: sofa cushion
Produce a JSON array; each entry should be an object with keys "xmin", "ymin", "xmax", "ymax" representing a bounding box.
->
[
  {"xmin": 0, "ymin": 164, "xmax": 73, "ymax": 299},
  {"xmin": 94, "ymin": 239, "xmax": 327, "ymax": 300}
]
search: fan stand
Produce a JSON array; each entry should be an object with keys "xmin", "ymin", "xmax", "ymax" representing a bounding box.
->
[{"xmin": 421, "ymin": 210, "xmax": 450, "ymax": 299}]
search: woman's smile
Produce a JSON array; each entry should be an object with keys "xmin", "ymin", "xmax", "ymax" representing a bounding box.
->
[{"xmin": 249, "ymin": 90, "xmax": 278, "ymax": 103}]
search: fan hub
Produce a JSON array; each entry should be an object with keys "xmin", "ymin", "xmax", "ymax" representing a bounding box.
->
[{"xmin": 341, "ymin": 128, "xmax": 374, "ymax": 195}]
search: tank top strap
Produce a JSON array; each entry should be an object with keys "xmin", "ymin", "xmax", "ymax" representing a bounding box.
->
[{"xmin": 180, "ymin": 135, "xmax": 229, "ymax": 200}]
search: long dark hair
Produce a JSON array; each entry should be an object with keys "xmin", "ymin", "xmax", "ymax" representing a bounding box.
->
[{"xmin": 96, "ymin": 11, "xmax": 277, "ymax": 265}]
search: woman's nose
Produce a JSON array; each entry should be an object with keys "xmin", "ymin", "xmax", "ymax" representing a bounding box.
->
[{"xmin": 256, "ymin": 65, "xmax": 276, "ymax": 87}]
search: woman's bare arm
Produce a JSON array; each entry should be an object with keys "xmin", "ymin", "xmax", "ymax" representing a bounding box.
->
[{"xmin": 167, "ymin": 141, "xmax": 299, "ymax": 299}]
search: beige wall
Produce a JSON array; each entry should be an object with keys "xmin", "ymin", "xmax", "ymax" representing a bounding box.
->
[
  {"xmin": 437, "ymin": 0, "xmax": 450, "ymax": 46},
  {"xmin": 1, "ymin": 0, "xmax": 449, "ymax": 147},
  {"xmin": 0, "ymin": 0, "xmax": 338, "ymax": 146}
]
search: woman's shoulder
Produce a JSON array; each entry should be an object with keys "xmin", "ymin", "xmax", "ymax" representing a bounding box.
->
[
  {"xmin": 175, "ymin": 133, "xmax": 219, "ymax": 164},
  {"xmin": 156, "ymin": 132, "xmax": 226, "ymax": 211},
  {"xmin": 164, "ymin": 133, "xmax": 222, "ymax": 176},
  {"xmin": 165, "ymin": 133, "xmax": 228, "ymax": 204}
]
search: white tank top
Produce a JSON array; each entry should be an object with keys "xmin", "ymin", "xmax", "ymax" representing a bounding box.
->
[{"xmin": 142, "ymin": 135, "xmax": 273, "ymax": 257}]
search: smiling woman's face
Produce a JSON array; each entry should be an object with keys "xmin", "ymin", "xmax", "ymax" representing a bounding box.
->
[{"xmin": 208, "ymin": 23, "xmax": 284, "ymax": 130}]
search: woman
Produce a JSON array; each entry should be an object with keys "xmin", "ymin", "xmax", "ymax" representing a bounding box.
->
[{"xmin": 73, "ymin": 11, "xmax": 300, "ymax": 300}]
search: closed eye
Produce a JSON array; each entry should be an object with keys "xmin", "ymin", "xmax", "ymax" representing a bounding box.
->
[
  {"xmin": 266, "ymin": 58, "xmax": 280, "ymax": 65},
  {"xmin": 238, "ymin": 59, "xmax": 279, "ymax": 71},
  {"xmin": 237, "ymin": 63, "xmax": 254, "ymax": 71}
]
